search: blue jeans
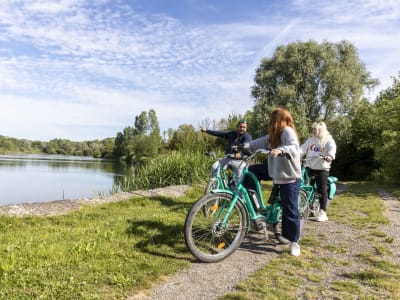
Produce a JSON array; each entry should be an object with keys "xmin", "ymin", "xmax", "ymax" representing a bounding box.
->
[{"xmin": 279, "ymin": 178, "xmax": 301, "ymax": 243}]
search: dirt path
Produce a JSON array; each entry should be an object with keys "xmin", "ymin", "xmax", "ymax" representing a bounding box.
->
[{"xmin": 129, "ymin": 184, "xmax": 400, "ymax": 300}]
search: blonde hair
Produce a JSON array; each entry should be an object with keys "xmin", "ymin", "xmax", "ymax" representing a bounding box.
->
[{"xmin": 312, "ymin": 121, "xmax": 332, "ymax": 145}]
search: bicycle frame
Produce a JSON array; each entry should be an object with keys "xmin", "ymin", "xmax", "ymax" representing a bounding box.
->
[
  {"xmin": 300, "ymin": 157, "xmax": 338, "ymax": 215},
  {"xmin": 204, "ymin": 155, "xmax": 232, "ymax": 194},
  {"xmin": 209, "ymin": 150, "xmax": 283, "ymax": 234}
]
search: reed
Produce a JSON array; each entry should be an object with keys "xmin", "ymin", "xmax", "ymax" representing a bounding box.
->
[{"xmin": 114, "ymin": 151, "xmax": 214, "ymax": 191}]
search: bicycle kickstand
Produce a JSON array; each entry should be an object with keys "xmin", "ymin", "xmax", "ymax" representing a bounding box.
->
[{"xmin": 260, "ymin": 221, "xmax": 270, "ymax": 241}]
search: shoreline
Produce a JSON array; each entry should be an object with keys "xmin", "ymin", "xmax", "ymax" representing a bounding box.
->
[{"xmin": 0, "ymin": 185, "xmax": 191, "ymax": 217}]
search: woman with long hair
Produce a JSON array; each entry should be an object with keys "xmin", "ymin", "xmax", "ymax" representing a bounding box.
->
[
  {"xmin": 244, "ymin": 108, "xmax": 302, "ymax": 256},
  {"xmin": 301, "ymin": 121, "xmax": 336, "ymax": 222}
]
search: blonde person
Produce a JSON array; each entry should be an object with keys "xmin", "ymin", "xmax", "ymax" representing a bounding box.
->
[
  {"xmin": 243, "ymin": 108, "xmax": 302, "ymax": 256},
  {"xmin": 301, "ymin": 121, "xmax": 336, "ymax": 222}
]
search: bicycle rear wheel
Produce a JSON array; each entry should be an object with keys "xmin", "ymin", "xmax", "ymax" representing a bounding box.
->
[
  {"xmin": 184, "ymin": 193, "xmax": 247, "ymax": 263},
  {"xmin": 298, "ymin": 190, "xmax": 309, "ymax": 237}
]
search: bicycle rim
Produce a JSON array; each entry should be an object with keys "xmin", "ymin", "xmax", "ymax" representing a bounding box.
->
[{"xmin": 184, "ymin": 193, "xmax": 247, "ymax": 263}]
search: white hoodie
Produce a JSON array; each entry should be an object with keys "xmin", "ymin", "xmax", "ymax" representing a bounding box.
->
[{"xmin": 300, "ymin": 136, "xmax": 336, "ymax": 171}]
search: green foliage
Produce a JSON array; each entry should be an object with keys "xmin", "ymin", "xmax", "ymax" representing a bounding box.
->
[
  {"xmin": 0, "ymin": 135, "xmax": 114, "ymax": 158},
  {"xmin": 113, "ymin": 109, "xmax": 162, "ymax": 163},
  {"xmin": 251, "ymin": 40, "xmax": 378, "ymax": 140},
  {"xmin": 369, "ymin": 76, "xmax": 400, "ymax": 183},
  {"xmin": 168, "ymin": 124, "xmax": 206, "ymax": 152},
  {"xmin": 114, "ymin": 151, "xmax": 213, "ymax": 191}
]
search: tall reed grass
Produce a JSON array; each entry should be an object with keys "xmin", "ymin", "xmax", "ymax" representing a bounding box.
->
[{"xmin": 114, "ymin": 150, "xmax": 215, "ymax": 191}]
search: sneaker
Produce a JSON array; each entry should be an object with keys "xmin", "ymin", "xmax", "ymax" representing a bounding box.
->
[
  {"xmin": 316, "ymin": 210, "xmax": 328, "ymax": 222},
  {"xmin": 290, "ymin": 242, "xmax": 301, "ymax": 257}
]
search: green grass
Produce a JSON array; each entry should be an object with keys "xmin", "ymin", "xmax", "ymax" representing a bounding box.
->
[
  {"xmin": 220, "ymin": 182, "xmax": 400, "ymax": 300},
  {"xmin": 0, "ymin": 187, "xmax": 203, "ymax": 299},
  {"xmin": 1, "ymin": 182, "xmax": 399, "ymax": 299}
]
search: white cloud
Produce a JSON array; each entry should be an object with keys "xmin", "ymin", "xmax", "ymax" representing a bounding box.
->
[{"xmin": 0, "ymin": 0, "xmax": 399, "ymax": 140}]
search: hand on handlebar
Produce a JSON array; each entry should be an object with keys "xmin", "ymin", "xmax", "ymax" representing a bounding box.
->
[{"xmin": 269, "ymin": 149, "xmax": 282, "ymax": 157}]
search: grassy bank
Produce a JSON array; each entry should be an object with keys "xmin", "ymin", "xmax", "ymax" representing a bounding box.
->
[
  {"xmin": 0, "ymin": 187, "xmax": 203, "ymax": 299},
  {"xmin": 1, "ymin": 182, "xmax": 399, "ymax": 299}
]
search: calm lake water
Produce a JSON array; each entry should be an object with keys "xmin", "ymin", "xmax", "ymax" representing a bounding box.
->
[{"xmin": 0, "ymin": 154, "xmax": 127, "ymax": 205}]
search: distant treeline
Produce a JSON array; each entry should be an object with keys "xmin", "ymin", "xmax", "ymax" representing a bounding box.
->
[{"xmin": 0, "ymin": 135, "xmax": 116, "ymax": 158}]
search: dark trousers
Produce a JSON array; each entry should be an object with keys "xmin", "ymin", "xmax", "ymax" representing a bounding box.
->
[
  {"xmin": 243, "ymin": 163, "xmax": 271, "ymax": 190},
  {"xmin": 280, "ymin": 178, "xmax": 301, "ymax": 243},
  {"xmin": 310, "ymin": 169, "xmax": 329, "ymax": 211}
]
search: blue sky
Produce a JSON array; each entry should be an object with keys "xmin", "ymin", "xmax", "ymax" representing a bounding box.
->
[{"xmin": 0, "ymin": 0, "xmax": 399, "ymax": 141}]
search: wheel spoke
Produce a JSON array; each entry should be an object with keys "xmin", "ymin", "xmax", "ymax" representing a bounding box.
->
[{"xmin": 184, "ymin": 193, "xmax": 247, "ymax": 262}]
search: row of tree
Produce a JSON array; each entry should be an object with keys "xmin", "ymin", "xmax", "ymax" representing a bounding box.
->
[{"xmin": 1, "ymin": 39, "xmax": 398, "ymax": 183}]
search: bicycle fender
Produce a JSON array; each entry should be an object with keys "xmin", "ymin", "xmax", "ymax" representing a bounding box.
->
[{"xmin": 210, "ymin": 189, "xmax": 234, "ymax": 196}]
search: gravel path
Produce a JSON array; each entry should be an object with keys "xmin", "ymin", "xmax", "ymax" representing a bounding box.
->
[{"xmin": 128, "ymin": 184, "xmax": 400, "ymax": 300}]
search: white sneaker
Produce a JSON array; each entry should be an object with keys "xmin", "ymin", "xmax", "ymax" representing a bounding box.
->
[
  {"xmin": 290, "ymin": 242, "xmax": 301, "ymax": 256},
  {"xmin": 316, "ymin": 210, "xmax": 328, "ymax": 222}
]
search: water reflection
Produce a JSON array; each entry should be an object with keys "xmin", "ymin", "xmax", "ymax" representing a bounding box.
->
[{"xmin": 0, "ymin": 154, "xmax": 127, "ymax": 205}]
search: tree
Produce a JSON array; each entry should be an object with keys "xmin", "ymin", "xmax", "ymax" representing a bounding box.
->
[
  {"xmin": 113, "ymin": 109, "xmax": 162, "ymax": 163},
  {"xmin": 169, "ymin": 124, "xmax": 204, "ymax": 152},
  {"xmin": 370, "ymin": 75, "xmax": 400, "ymax": 182},
  {"xmin": 251, "ymin": 40, "xmax": 378, "ymax": 140}
]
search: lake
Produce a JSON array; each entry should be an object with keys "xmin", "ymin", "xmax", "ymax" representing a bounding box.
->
[{"xmin": 0, "ymin": 154, "xmax": 127, "ymax": 205}]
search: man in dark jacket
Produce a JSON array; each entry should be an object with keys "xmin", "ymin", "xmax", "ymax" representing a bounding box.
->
[{"xmin": 200, "ymin": 119, "xmax": 252, "ymax": 155}]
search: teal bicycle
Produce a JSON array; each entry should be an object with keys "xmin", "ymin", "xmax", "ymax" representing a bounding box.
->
[
  {"xmin": 184, "ymin": 149, "xmax": 308, "ymax": 263},
  {"xmin": 301, "ymin": 156, "xmax": 338, "ymax": 216}
]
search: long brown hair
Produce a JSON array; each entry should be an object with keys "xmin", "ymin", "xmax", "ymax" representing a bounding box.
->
[{"xmin": 268, "ymin": 108, "xmax": 299, "ymax": 148}]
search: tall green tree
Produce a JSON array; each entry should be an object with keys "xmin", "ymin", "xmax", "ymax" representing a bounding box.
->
[
  {"xmin": 113, "ymin": 109, "xmax": 161, "ymax": 163},
  {"xmin": 251, "ymin": 40, "xmax": 378, "ymax": 140},
  {"xmin": 370, "ymin": 75, "xmax": 400, "ymax": 182}
]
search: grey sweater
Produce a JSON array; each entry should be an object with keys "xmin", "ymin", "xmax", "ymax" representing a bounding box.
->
[{"xmin": 249, "ymin": 127, "xmax": 301, "ymax": 182}]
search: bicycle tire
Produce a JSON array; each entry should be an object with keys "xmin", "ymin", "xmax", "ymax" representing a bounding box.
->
[
  {"xmin": 184, "ymin": 193, "xmax": 247, "ymax": 263},
  {"xmin": 298, "ymin": 190, "xmax": 309, "ymax": 237}
]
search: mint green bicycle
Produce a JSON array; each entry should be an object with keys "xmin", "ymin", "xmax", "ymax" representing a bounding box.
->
[{"xmin": 184, "ymin": 149, "xmax": 308, "ymax": 263}]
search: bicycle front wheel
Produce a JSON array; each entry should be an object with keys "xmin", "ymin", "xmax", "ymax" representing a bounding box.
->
[{"xmin": 184, "ymin": 193, "xmax": 247, "ymax": 263}]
